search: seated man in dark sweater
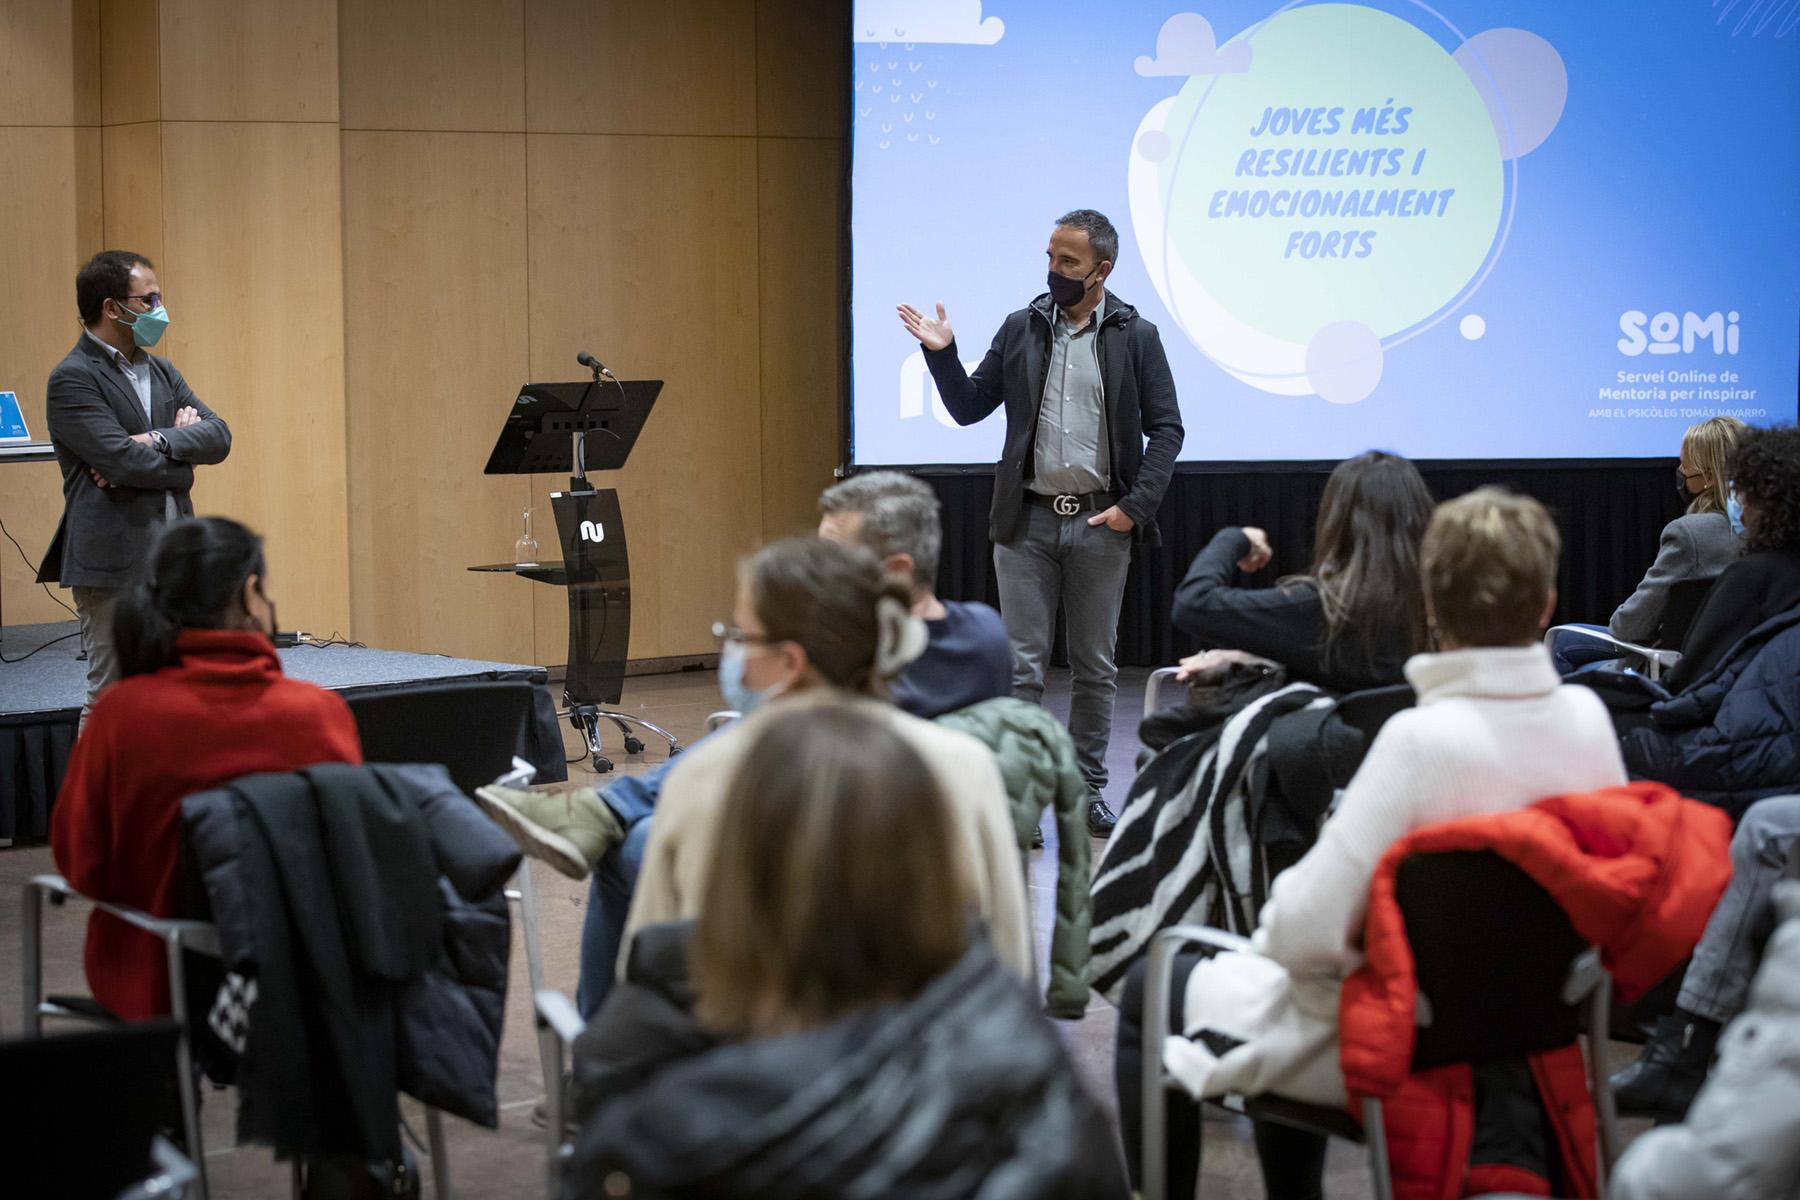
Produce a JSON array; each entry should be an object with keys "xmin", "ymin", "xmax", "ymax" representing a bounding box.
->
[{"xmin": 818, "ymin": 471, "xmax": 1011, "ymax": 719}]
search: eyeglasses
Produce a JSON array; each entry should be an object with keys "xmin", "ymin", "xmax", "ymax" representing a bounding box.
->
[
  {"xmin": 115, "ymin": 292, "xmax": 163, "ymax": 311},
  {"xmin": 712, "ymin": 621, "xmax": 774, "ymax": 647},
  {"xmin": 1676, "ymin": 465, "xmax": 1704, "ymax": 485}
]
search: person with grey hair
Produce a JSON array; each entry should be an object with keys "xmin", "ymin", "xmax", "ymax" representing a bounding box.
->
[
  {"xmin": 818, "ymin": 470, "xmax": 1011, "ymax": 719},
  {"xmin": 898, "ymin": 209, "xmax": 1185, "ymax": 835}
]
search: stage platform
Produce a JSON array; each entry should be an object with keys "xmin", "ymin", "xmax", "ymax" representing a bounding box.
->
[{"xmin": 0, "ymin": 621, "xmax": 568, "ymax": 841}]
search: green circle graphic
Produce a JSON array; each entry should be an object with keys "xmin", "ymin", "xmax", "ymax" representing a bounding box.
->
[{"xmin": 1160, "ymin": 3, "xmax": 1503, "ymax": 343}]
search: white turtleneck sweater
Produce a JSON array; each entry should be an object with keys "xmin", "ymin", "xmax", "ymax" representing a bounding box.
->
[
  {"xmin": 1254, "ymin": 643, "xmax": 1628, "ymax": 978},
  {"xmin": 1170, "ymin": 644, "xmax": 1630, "ymax": 1105}
]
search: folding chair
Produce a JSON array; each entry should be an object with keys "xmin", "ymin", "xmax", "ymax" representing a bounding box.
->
[
  {"xmin": 22, "ymin": 878, "xmax": 457, "ymax": 1199},
  {"xmin": 1543, "ymin": 576, "xmax": 1715, "ymax": 682},
  {"xmin": 1140, "ymin": 849, "xmax": 1621, "ymax": 1200},
  {"xmin": 0, "ymin": 1019, "xmax": 200, "ymax": 1199},
  {"xmin": 1145, "ymin": 667, "xmax": 1181, "ymax": 719},
  {"xmin": 1541, "ymin": 624, "xmax": 1681, "ymax": 680},
  {"xmin": 533, "ymin": 989, "xmax": 587, "ymax": 1197}
]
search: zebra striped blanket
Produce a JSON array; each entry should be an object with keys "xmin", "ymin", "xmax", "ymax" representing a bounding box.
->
[{"xmin": 1089, "ymin": 682, "xmax": 1332, "ymax": 1001}]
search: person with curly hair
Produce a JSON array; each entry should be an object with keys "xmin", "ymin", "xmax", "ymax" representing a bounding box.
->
[
  {"xmin": 1664, "ymin": 423, "xmax": 1800, "ymax": 691},
  {"xmin": 1610, "ymin": 427, "xmax": 1800, "ymax": 1123}
]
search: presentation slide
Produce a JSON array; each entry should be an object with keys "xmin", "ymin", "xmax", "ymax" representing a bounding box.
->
[{"xmin": 849, "ymin": 0, "xmax": 1800, "ymax": 465}]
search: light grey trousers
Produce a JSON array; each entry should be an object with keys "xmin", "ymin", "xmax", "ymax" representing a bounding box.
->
[
  {"xmin": 993, "ymin": 502, "xmax": 1134, "ymax": 797},
  {"xmin": 1680, "ymin": 793, "xmax": 1800, "ymax": 1023},
  {"xmin": 72, "ymin": 585, "xmax": 122, "ymax": 732}
]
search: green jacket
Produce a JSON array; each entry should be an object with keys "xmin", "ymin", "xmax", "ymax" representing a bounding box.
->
[{"xmin": 937, "ymin": 698, "xmax": 1091, "ymax": 1016}]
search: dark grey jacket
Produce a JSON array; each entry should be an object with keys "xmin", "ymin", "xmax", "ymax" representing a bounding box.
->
[
  {"xmin": 183, "ymin": 764, "xmax": 519, "ymax": 1158},
  {"xmin": 37, "ymin": 334, "xmax": 231, "ymax": 588},
  {"xmin": 924, "ymin": 291, "xmax": 1184, "ymax": 546},
  {"xmin": 1608, "ymin": 511, "xmax": 1741, "ymax": 643}
]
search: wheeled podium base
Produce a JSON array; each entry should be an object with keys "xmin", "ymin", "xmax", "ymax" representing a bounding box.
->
[{"xmin": 564, "ymin": 700, "xmax": 681, "ymax": 774}]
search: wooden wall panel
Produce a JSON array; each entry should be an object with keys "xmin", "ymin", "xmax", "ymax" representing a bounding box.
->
[
  {"xmin": 98, "ymin": 0, "xmax": 156, "ymax": 125},
  {"xmin": 526, "ymin": 133, "xmax": 762, "ymax": 663},
  {"xmin": 340, "ymin": 0, "xmax": 524, "ymax": 132},
  {"xmin": 0, "ymin": 0, "xmax": 99, "ymax": 126},
  {"xmin": 341, "ymin": 130, "xmax": 534, "ymax": 663},
  {"xmin": 524, "ymin": 0, "xmax": 754, "ymax": 136},
  {"xmin": 101, "ymin": 120, "xmax": 163, "ymax": 262},
  {"xmin": 158, "ymin": 121, "xmax": 349, "ymax": 633},
  {"xmin": 756, "ymin": 135, "xmax": 843, "ymax": 541},
  {"xmin": 0, "ymin": 126, "xmax": 103, "ymax": 624},
  {"xmin": 755, "ymin": 0, "xmax": 846, "ymax": 139},
  {"xmin": 158, "ymin": 0, "xmax": 337, "ymax": 122}
]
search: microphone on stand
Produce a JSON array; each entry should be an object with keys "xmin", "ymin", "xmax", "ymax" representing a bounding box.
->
[{"xmin": 576, "ymin": 351, "xmax": 617, "ymax": 381}]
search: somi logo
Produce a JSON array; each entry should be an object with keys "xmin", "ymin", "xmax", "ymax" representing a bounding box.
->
[
  {"xmin": 580, "ymin": 520, "xmax": 605, "ymax": 544},
  {"xmin": 1618, "ymin": 310, "xmax": 1740, "ymax": 357}
]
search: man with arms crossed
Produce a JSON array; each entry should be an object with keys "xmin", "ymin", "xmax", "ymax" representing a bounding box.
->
[
  {"xmin": 38, "ymin": 251, "xmax": 232, "ymax": 724},
  {"xmin": 898, "ymin": 209, "xmax": 1184, "ymax": 835}
]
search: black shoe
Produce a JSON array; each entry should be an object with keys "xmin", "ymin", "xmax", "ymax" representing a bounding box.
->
[
  {"xmin": 1087, "ymin": 798, "xmax": 1117, "ymax": 837},
  {"xmin": 1610, "ymin": 1010, "xmax": 1719, "ymax": 1121}
]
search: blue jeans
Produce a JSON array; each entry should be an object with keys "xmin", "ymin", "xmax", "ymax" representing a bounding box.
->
[
  {"xmin": 1548, "ymin": 623, "xmax": 1626, "ymax": 676},
  {"xmin": 1678, "ymin": 794, "xmax": 1800, "ymax": 1023},
  {"xmin": 572, "ymin": 734, "xmax": 715, "ymax": 1018},
  {"xmin": 575, "ymin": 816, "xmax": 653, "ymax": 1018}
]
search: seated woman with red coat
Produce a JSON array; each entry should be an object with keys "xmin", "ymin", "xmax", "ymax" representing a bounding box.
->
[{"xmin": 51, "ymin": 516, "xmax": 363, "ymax": 1020}]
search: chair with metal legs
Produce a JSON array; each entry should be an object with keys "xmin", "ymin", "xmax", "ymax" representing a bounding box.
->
[
  {"xmin": 21, "ymin": 874, "xmax": 458, "ymax": 1200},
  {"xmin": 1139, "ymin": 850, "xmax": 1622, "ymax": 1200}
]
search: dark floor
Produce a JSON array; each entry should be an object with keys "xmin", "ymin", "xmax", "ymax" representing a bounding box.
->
[{"xmin": 0, "ymin": 665, "xmax": 1650, "ymax": 1197}]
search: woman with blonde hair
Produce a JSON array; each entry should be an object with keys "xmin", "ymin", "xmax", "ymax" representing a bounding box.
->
[
  {"xmin": 564, "ymin": 704, "xmax": 1127, "ymax": 1198},
  {"xmin": 1547, "ymin": 417, "xmax": 1745, "ymax": 674},
  {"xmin": 1609, "ymin": 415, "xmax": 1747, "ymax": 642}
]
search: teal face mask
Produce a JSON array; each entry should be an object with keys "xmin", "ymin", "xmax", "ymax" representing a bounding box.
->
[
  {"xmin": 1726, "ymin": 486, "xmax": 1746, "ymax": 537},
  {"xmin": 119, "ymin": 302, "xmax": 170, "ymax": 349}
]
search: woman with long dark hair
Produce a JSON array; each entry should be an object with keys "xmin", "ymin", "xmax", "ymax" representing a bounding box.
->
[
  {"xmin": 51, "ymin": 516, "xmax": 362, "ymax": 1019},
  {"xmin": 1170, "ymin": 450, "xmax": 1434, "ymax": 692}
]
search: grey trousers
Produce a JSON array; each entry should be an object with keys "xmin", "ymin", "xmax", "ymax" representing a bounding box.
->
[
  {"xmin": 71, "ymin": 585, "xmax": 122, "ymax": 732},
  {"xmin": 993, "ymin": 502, "xmax": 1134, "ymax": 797},
  {"xmin": 1679, "ymin": 793, "xmax": 1800, "ymax": 1023}
]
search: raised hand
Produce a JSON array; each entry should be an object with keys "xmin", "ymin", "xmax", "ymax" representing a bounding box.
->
[
  {"xmin": 897, "ymin": 302, "xmax": 954, "ymax": 351},
  {"xmin": 1238, "ymin": 527, "xmax": 1273, "ymax": 573}
]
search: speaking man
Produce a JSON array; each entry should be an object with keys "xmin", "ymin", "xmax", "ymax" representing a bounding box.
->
[
  {"xmin": 898, "ymin": 209, "xmax": 1184, "ymax": 835},
  {"xmin": 38, "ymin": 250, "xmax": 232, "ymax": 722}
]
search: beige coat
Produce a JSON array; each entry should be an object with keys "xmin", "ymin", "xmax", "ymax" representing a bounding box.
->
[{"xmin": 620, "ymin": 692, "xmax": 1035, "ymax": 981}]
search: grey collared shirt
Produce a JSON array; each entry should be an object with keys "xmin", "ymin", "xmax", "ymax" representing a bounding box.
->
[
  {"xmin": 83, "ymin": 328, "xmax": 178, "ymax": 520},
  {"xmin": 1030, "ymin": 293, "xmax": 1111, "ymax": 496}
]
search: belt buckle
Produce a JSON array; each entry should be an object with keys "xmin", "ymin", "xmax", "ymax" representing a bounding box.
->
[{"xmin": 1052, "ymin": 493, "xmax": 1081, "ymax": 517}]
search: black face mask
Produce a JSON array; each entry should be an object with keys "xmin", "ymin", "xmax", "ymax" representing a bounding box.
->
[{"xmin": 1047, "ymin": 267, "xmax": 1097, "ymax": 310}]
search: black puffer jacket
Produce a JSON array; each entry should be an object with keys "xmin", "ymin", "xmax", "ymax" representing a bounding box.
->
[
  {"xmin": 566, "ymin": 923, "xmax": 1127, "ymax": 1200},
  {"xmin": 1625, "ymin": 606, "xmax": 1800, "ymax": 818},
  {"xmin": 183, "ymin": 763, "xmax": 518, "ymax": 1157}
]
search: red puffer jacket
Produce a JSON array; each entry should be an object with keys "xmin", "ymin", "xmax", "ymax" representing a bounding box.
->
[{"xmin": 1339, "ymin": 783, "xmax": 1732, "ymax": 1200}]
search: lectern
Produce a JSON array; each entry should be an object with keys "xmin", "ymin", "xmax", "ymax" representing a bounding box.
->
[{"xmin": 472, "ymin": 373, "xmax": 676, "ymax": 772}]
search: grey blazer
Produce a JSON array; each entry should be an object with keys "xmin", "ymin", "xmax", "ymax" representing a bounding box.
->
[
  {"xmin": 1609, "ymin": 511, "xmax": 1741, "ymax": 642},
  {"xmin": 36, "ymin": 335, "xmax": 232, "ymax": 589}
]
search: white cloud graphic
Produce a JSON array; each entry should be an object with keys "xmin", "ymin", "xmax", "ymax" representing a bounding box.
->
[
  {"xmin": 1135, "ymin": 12, "xmax": 1250, "ymax": 76},
  {"xmin": 855, "ymin": 0, "xmax": 1003, "ymax": 45}
]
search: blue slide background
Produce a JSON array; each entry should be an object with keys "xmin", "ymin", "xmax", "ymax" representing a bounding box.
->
[{"xmin": 849, "ymin": 0, "xmax": 1800, "ymax": 464}]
